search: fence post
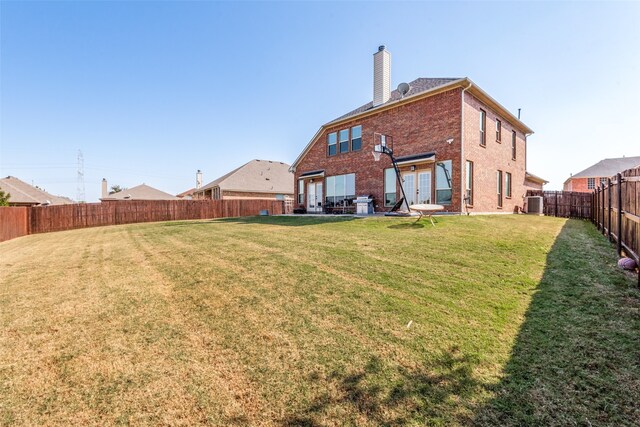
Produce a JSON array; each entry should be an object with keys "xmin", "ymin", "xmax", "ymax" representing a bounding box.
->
[
  {"xmin": 607, "ymin": 178, "xmax": 612, "ymax": 242},
  {"xmin": 600, "ymin": 183, "xmax": 607, "ymax": 236},
  {"xmin": 617, "ymin": 173, "xmax": 622, "ymax": 256},
  {"xmin": 555, "ymin": 191, "xmax": 558, "ymax": 217}
]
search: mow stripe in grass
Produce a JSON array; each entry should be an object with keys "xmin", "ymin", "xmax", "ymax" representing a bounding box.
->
[{"xmin": 1, "ymin": 216, "xmax": 637, "ymax": 426}]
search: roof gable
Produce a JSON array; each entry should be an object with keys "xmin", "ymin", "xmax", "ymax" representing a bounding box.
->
[
  {"xmin": 571, "ymin": 156, "xmax": 640, "ymax": 179},
  {"xmin": 102, "ymin": 184, "xmax": 178, "ymax": 201},
  {"xmin": 332, "ymin": 78, "xmax": 461, "ymax": 123},
  {"xmin": 0, "ymin": 176, "xmax": 74, "ymax": 205},
  {"xmin": 200, "ymin": 159, "xmax": 293, "ymax": 194},
  {"xmin": 290, "ymin": 77, "xmax": 534, "ymax": 171}
]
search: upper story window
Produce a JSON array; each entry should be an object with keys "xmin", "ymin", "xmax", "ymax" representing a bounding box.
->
[
  {"xmin": 587, "ymin": 178, "xmax": 596, "ymax": 189},
  {"xmin": 339, "ymin": 129, "xmax": 349, "ymax": 153},
  {"xmin": 351, "ymin": 126, "xmax": 362, "ymax": 151},
  {"xmin": 496, "ymin": 119, "xmax": 502, "ymax": 142},
  {"xmin": 480, "ymin": 109, "xmax": 486, "ymax": 146},
  {"xmin": 327, "ymin": 132, "xmax": 337, "ymax": 156},
  {"xmin": 600, "ymin": 177, "xmax": 607, "ymax": 186},
  {"xmin": 511, "ymin": 131, "xmax": 517, "ymax": 160}
]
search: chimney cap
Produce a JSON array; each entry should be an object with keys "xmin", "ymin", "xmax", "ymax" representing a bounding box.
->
[{"xmin": 378, "ymin": 45, "xmax": 386, "ymax": 52}]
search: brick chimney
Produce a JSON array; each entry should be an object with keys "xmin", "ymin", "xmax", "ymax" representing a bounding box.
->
[
  {"xmin": 101, "ymin": 178, "xmax": 108, "ymax": 199},
  {"xmin": 373, "ymin": 45, "xmax": 391, "ymax": 107}
]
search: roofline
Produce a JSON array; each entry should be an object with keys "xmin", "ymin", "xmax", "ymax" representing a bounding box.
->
[
  {"xmin": 290, "ymin": 77, "xmax": 534, "ymax": 171},
  {"xmin": 525, "ymin": 172, "xmax": 549, "ymax": 184}
]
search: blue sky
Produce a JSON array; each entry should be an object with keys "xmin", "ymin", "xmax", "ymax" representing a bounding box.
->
[{"xmin": 1, "ymin": 1, "xmax": 639, "ymax": 201}]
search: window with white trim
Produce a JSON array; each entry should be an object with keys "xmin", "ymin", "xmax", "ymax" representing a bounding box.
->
[
  {"xmin": 465, "ymin": 160, "xmax": 473, "ymax": 205},
  {"xmin": 480, "ymin": 109, "xmax": 486, "ymax": 146},
  {"xmin": 325, "ymin": 173, "xmax": 356, "ymax": 208},
  {"xmin": 505, "ymin": 172, "xmax": 512, "ymax": 198},
  {"xmin": 384, "ymin": 168, "xmax": 396, "ymax": 207},
  {"xmin": 327, "ymin": 132, "xmax": 337, "ymax": 156},
  {"xmin": 339, "ymin": 129, "xmax": 349, "ymax": 153},
  {"xmin": 497, "ymin": 170, "xmax": 503, "ymax": 208},
  {"xmin": 351, "ymin": 126, "xmax": 362, "ymax": 151},
  {"xmin": 587, "ymin": 178, "xmax": 595, "ymax": 189},
  {"xmin": 298, "ymin": 179, "xmax": 304, "ymax": 204},
  {"xmin": 436, "ymin": 160, "xmax": 452, "ymax": 205}
]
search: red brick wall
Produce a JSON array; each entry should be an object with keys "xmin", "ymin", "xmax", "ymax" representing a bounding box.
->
[
  {"xmin": 293, "ymin": 87, "xmax": 530, "ymax": 214},
  {"xmin": 294, "ymin": 88, "xmax": 463, "ymax": 212},
  {"xmin": 564, "ymin": 177, "xmax": 603, "ymax": 193},
  {"xmin": 462, "ymin": 93, "xmax": 527, "ymax": 213}
]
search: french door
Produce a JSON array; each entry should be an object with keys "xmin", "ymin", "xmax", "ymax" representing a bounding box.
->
[
  {"xmin": 402, "ymin": 171, "xmax": 432, "ymax": 206},
  {"xmin": 307, "ymin": 182, "xmax": 323, "ymax": 213}
]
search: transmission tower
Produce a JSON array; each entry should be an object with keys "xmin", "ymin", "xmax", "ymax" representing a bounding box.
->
[{"xmin": 77, "ymin": 150, "xmax": 86, "ymax": 203}]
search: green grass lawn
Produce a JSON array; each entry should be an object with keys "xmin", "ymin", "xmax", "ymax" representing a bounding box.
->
[{"xmin": 1, "ymin": 215, "xmax": 638, "ymax": 426}]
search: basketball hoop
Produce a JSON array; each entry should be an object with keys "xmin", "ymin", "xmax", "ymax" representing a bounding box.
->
[{"xmin": 373, "ymin": 144, "xmax": 383, "ymax": 161}]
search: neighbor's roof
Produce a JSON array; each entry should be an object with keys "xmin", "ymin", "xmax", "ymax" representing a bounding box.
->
[
  {"xmin": 176, "ymin": 188, "xmax": 195, "ymax": 198},
  {"xmin": 291, "ymin": 77, "xmax": 534, "ymax": 171},
  {"xmin": 197, "ymin": 159, "xmax": 293, "ymax": 194},
  {"xmin": 101, "ymin": 184, "xmax": 179, "ymax": 201},
  {"xmin": 0, "ymin": 176, "xmax": 74, "ymax": 205},
  {"xmin": 568, "ymin": 156, "xmax": 640, "ymax": 180}
]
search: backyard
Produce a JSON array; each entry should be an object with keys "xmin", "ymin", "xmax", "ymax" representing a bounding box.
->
[{"xmin": 0, "ymin": 215, "xmax": 638, "ymax": 426}]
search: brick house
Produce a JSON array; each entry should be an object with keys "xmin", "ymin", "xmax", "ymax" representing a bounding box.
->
[
  {"xmin": 563, "ymin": 156, "xmax": 640, "ymax": 192},
  {"xmin": 0, "ymin": 176, "xmax": 74, "ymax": 206},
  {"xmin": 193, "ymin": 159, "xmax": 294, "ymax": 201},
  {"xmin": 290, "ymin": 46, "xmax": 541, "ymax": 214}
]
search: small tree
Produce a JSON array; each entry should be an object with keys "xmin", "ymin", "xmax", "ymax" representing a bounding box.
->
[
  {"xmin": 0, "ymin": 190, "xmax": 10, "ymax": 206},
  {"xmin": 109, "ymin": 185, "xmax": 126, "ymax": 195}
]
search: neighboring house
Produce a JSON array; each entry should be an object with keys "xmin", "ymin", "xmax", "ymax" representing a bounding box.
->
[
  {"xmin": 0, "ymin": 176, "xmax": 74, "ymax": 206},
  {"xmin": 100, "ymin": 179, "xmax": 179, "ymax": 201},
  {"xmin": 192, "ymin": 159, "xmax": 293, "ymax": 200},
  {"xmin": 176, "ymin": 170, "xmax": 203, "ymax": 200},
  {"xmin": 176, "ymin": 188, "xmax": 195, "ymax": 199},
  {"xmin": 563, "ymin": 156, "xmax": 640, "ymax": 192},
  {"xmin": 290, "ymin": 46, "xmax": 543, "ymax": 214}
]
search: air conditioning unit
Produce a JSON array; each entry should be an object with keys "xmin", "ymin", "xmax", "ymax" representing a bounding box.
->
[{"xmin": 526, "ymin": 196, "xmax": 544, "ymax": 214}]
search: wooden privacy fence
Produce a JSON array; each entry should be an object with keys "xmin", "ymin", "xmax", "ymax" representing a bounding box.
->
[
  {"xmin": 0, "ymin": 207, "xmax": 30, "ymax": 241},
  {"xmin": 0, "ymin": 199, "xmax": 284, "ymax": 242},
  {"xmin": 592, "ymin": 167, "xmax": 640, "ymax": 286},
  {"xmin": 526, "ymin": 190, "xmax": 593, "ymax": 219}
]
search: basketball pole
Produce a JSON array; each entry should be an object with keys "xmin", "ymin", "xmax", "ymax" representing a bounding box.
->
[{"xmin": 376, "ymin": 144, "xmax": 411, "ymax": 212}]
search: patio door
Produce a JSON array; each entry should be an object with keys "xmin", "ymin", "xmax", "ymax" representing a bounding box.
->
[
  {"xmin": 307, "ymin": 182, "xmax": 323, "ymax": 213},
  {"xmin": 417, "ymin": 171, "xmax": 432, "ymax": 204},
  {"xmin": 402, "ymin": 173, "xmax": 416, "ymax": 206},
  {"xmin": 402, "ymin": 171, "xmax": 432, "ymax": 206}
]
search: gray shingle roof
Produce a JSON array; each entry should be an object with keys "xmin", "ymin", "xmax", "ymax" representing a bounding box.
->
[
  {"xmin": 101, "ymin": 184, "xmax": 179, "ymax": 201},
  {"xmin": 571, "ymin": 156, "xmax": 640, "ymax": 179},
  {"xmin": 332, "ymin": 78, "xmax": 461, "ymax": 122},
  {"xmin": 0, "ymin": 176, "xmax": 74, "ymax": 205},
  {"xmin": 199, "ymin": 159, "xmax": 293, "ymax": 194}
]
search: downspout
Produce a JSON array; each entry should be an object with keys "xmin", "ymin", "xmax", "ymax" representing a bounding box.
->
[{"xmin": 460, "ymin": 81, "xmax": 472, "ymax": 214}]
